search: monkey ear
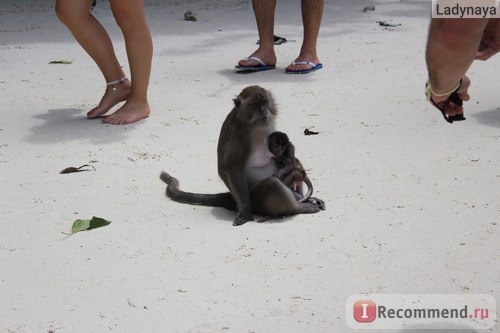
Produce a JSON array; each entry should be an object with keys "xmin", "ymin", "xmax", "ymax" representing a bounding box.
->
[{"xmin": 233, "ymin": 98, "xmax": 241, "ymax": 108}]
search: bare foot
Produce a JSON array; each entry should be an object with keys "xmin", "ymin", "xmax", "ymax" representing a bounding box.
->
[
  {"xmin": 102, "ymin": 99, "xmax": 150, "ymax": 125},
  {"xmin": 87, "ymin": 79, "xmax": 131, "ymax": 119},
  {"xmin": 237, "ymin": 49, "xmax": 277, "ymax": 67}
]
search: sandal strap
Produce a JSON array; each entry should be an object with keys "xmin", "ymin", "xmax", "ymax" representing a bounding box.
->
[
  {"xmin": 244, "ymin": 56, "xmax": 267, "ymax": 66},
  {"xmin": 290, "ymin": 61, "xmax": 316, "ymax": 67}
]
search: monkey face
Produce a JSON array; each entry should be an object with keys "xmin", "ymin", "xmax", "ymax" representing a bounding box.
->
[
  {"xmin": 268, "ymin": 131, "xmax": 290, "ymax": 157},
  {"xmin": 269, "ymin": 142, "xmax": 284, "ymax": 157},
  {"xmin": 248, "ymin": 100, "xmax": 273, "ymax": 125},
  {"xmin": 234, "ymin": 86, "xmax": 277, "ymax": 128}
]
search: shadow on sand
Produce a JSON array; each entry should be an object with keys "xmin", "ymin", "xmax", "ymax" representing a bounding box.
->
[
  {"xmin": 471, "ymin": 108, "xmax": 500, "ymax": 128},
  {"xmin": 24, "ymin": 108, "xmax": 129, "ymax": 145}
]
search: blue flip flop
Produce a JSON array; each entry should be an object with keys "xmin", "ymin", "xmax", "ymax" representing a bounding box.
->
[
  {"xmin": 285, "ymin": 61, "xmax": 323, "ymax": 74},
  {"xmin": 235, "ymin": 56, "xmax": 276, "ymax": 72}
]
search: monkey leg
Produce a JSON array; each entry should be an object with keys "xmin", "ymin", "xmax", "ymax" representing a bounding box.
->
[{"xmin": 249, "ymin": 177, "xmax": 300, "ymax": 217}]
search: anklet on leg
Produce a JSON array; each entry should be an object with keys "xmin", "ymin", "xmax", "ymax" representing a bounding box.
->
[{"xmin": 106, "ymin": 76, "xmax": 128, "ymax": 91}]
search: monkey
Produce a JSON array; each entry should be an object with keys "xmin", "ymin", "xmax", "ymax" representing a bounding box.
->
[
  {"xmin": 267, "ymin": 131, "xmax": 313, "ymax": 203},
  {"xmin": 160, "ymin": 85, "xmax": 325, "ymax": 226}
]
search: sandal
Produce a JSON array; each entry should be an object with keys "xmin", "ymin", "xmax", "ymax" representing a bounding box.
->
[
  {"xmin": 235, "ymin": 56, "xmax": 276, "ymax": 72},
  {"xmin": 285, "ymin": 61, "xmax": 323, "ymax": 74},
  {"xmin": 425, "ymin": 79, "xmax": 466, "ymax": 123}
]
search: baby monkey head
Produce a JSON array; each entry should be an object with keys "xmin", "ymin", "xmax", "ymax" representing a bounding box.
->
[
  {"xmin": 268, "ymin": 131, "xmax": 296, "ymax": 162},
  {"xmin": 233, "ymin": 85, "xmax": 277, "ymax": 128},
  {"xmin": 268, "ymin": 131, "xmax": 290, "ymax": 157}
]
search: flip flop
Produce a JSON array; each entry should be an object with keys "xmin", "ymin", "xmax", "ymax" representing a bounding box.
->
[
  {"xmin": 235, "ymin": 56, "xmax": 276, "ymax": 72},
  {"xmin": 430, "ymin": 92, "xmax": 466, "ymax": 123},
  {"xmin": 426, "ymin": 79, "xmax": 466, "ymax": 123},
  {"xmin": 285, "ymin": 61, "xmax": 323, "ymax": 74}
]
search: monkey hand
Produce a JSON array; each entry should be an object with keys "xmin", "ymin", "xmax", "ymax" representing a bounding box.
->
[{"xmin": 233, "ymin": 214, "xmax": 254, "ymax": 226}]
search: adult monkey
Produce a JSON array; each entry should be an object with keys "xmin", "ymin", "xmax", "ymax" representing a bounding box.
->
[{"xmin": 160, "ymin": 86, "xmax": 324, "ymax": 226}]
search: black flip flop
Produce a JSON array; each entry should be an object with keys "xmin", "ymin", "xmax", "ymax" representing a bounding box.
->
[{"xmin": 427, "ymin": 79, "xmax": 466, "ymax": 124}]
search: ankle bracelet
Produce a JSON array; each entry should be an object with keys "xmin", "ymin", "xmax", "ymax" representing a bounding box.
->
[
  {"xmin": 425, "ymin": 78, "xmax": 462, "ymax": 101},
  {"xmin": 106, "ymin": 76, "xmax": 128, "ymax": 91}
]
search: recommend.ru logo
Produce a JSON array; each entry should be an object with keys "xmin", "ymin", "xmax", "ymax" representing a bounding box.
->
[{"xmin": 347, "ymin": 294, "xmax": 496, "ymax": 330}]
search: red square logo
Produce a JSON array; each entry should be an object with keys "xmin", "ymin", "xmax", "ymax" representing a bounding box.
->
[{"xmin": 353, "ymin": 300, "xmax": 377, "ymax": 322}]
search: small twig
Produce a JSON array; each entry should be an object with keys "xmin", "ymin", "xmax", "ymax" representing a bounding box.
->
[
  {"xmin": 377, "ymin": 21, "xmax": 401, "ymax": 27},
  {"xmin": 60, "ymin": 164, "xmax": 96, "ymax": 174},
  {"xmin": 49, "ymin": 60, "xmax": 73, "ymax": 64},
  {"xmin": 304, "ymin": 127, "xmax": 319, "ymax": 136}
]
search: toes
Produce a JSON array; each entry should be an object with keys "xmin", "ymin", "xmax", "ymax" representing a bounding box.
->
[
  {"xmin": 102, "ymin": 116, "xmax": 115, "ymax": 125},
  {"xmin": 287, "ymin": 63, "xmax": 312, "ymax": 72},
  {"xmin": 102, "ymin": 115, "xmax": 125, "ymax": 125},
  {"xmin": 102, "ymin": 112, "xmax": 149, "ymax": 125},
  {"xmin": 87, "ymin": 109, "xmax": 104, "ymax": 119},
  {"xmin": 239, "ymin": 59, "xmax": 260, "ymax": 67}
]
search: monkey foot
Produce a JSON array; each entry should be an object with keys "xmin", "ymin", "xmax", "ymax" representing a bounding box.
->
[
  {"xmin": 308, "ymin": 197, "xmax": 326, "ymax": 210},
  {"xmin": 233, "ymin": 215, "xmax": 254, "ymax": 226},
  {"xmin": 102, "ymin": 100, "xmax": 150, "ymax": 125}
]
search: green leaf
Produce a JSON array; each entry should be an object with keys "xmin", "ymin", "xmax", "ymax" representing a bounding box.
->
[
  {"xmin": 70, "ymin": 216, "xmax": 111, "ymax": 235},
  {"xmin": 87, "ymin": 216, "xmax": 111, "ymax": 230},
  {"xmin": 71, "ymin": 218, "xmax": 91, "ymax": 234}
]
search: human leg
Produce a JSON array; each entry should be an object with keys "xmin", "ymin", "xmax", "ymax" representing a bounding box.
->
[
  {"xmin": 286, "ymin": 0, "xmax": 324, "ymax": 73},
  {"xmin": 476, "ymin": 18, "xmax": 500, "ymax": 61},
  {"xmin": 55, "ymin": 0, "xmax": 131, "ymax": 119},
  {"xmin": 105, "ymin": 0, "xmax": 152, "ymax": 125},
  {"xmin": 237, "ymin": 0, "xmax": 277, "ymax": 68},
  {"xmin": 426, "ymin": 19, "xmax": 488, "ymax": 118}
]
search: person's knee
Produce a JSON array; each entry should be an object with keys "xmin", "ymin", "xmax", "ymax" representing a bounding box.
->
[
  {"xmin": 434, "ymin": 20, "xmax": 487, "ymax": 46},
  {"xmin": 112, "ymin": 5, "xmax": 142, "ymax": 32},
  {"xmin": 55, "ymin": 1, "xmax": 84, "ymax": 26},
  {"xmin": 55, "ymin": 1, "xmax": 71, "ymax": 24}
]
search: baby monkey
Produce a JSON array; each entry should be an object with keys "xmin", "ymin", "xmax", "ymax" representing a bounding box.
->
[{"xmin": 268, "ymin": 131, "xmax": 313, "ymax": 203}]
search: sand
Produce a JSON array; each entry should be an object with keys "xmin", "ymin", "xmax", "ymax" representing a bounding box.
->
[{"xmin": 0, "ymin": 0, "xmax": 498, "ymax": 332}]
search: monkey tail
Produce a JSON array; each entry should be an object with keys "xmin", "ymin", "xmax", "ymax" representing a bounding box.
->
[
  {"xmin": 298, "ymin": 177, "xmax": 314, "ymax": 203},
  {"xmin": 160, "ymin": 171, "xmax": 236, "ymax": 210}
]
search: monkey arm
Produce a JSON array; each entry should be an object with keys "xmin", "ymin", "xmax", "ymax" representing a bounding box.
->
[{"xmin": 273, "ymin": 164, "xmax": 295, "ymax": 180}]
